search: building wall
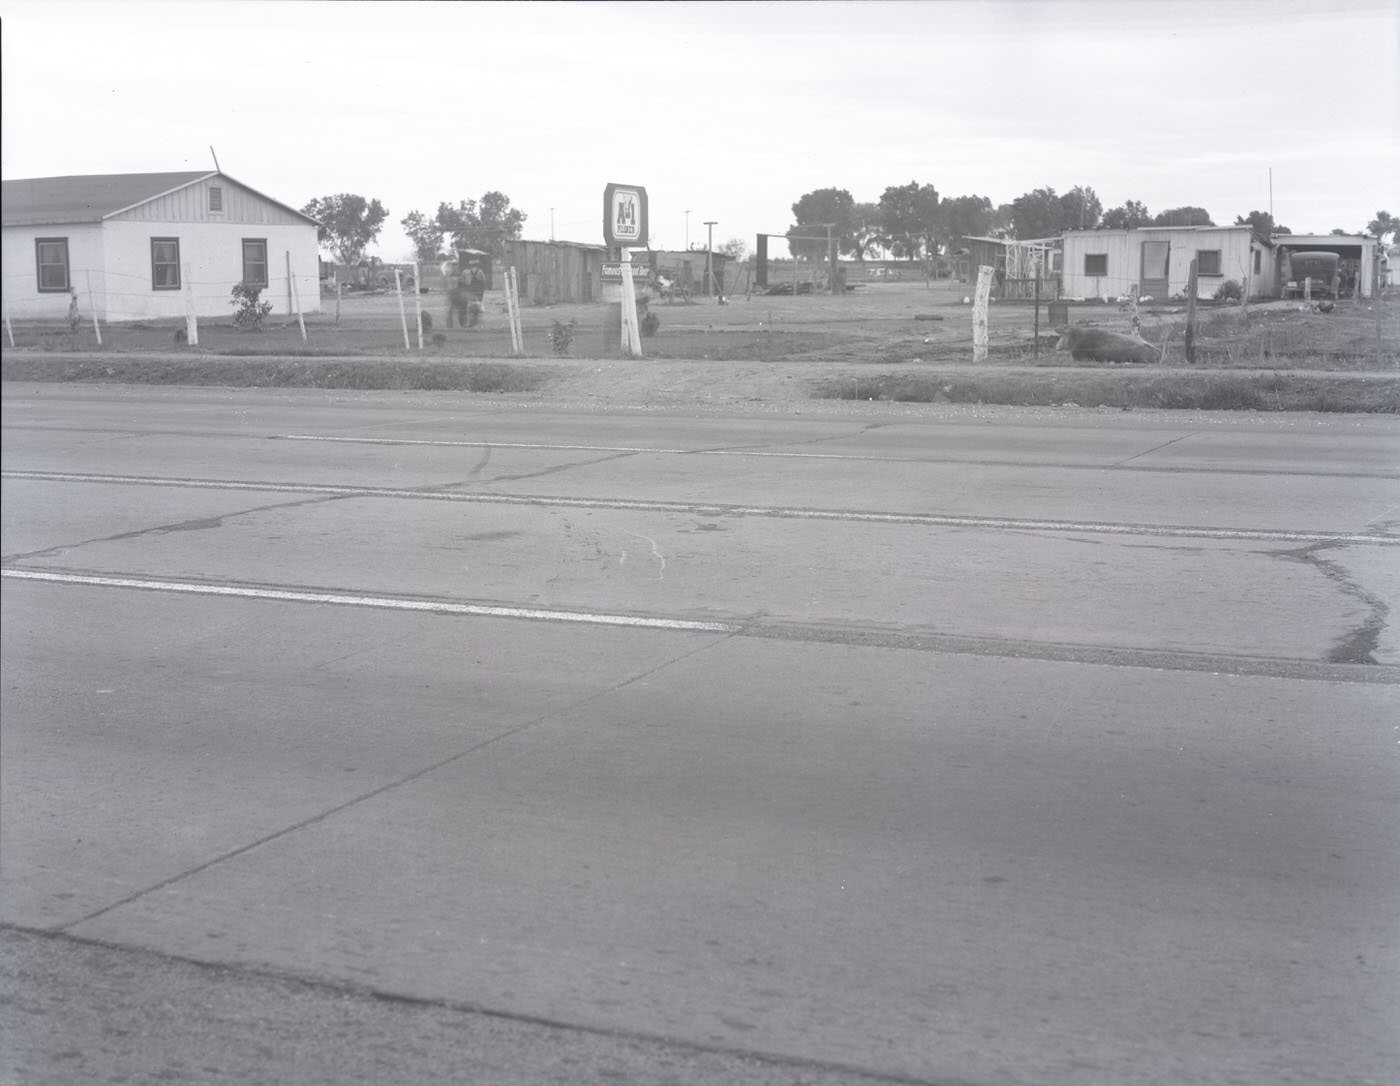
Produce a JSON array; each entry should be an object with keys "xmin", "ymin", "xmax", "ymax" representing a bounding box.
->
[
  {"xmin": 1, "ymin": 222, "xmax": 106, "ymax": 319},
  {"xmin": 115, "ymin": 175, "xmax": 310, "ymax": 228},
  {"xmin": 504, "ymin": 240, "xmax": 603, "ymax": 305},
  {"xmin": 99, "ymin": 219, "xmax": 321, "ymax": 319},
  {"xmin": 1061, "ymin": 228, "xmax": 1273, "ymax": 301}
]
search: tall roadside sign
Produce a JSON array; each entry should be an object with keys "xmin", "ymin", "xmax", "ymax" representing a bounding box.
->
[{"xmin": 603, "ymin": 184, "xmax": 648, "ymax": 358}]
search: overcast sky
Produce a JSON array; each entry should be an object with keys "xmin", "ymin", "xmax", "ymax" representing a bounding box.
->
[{"xmin": 2, "ymin": 0, "xmax": 1396, "ymax": 259}]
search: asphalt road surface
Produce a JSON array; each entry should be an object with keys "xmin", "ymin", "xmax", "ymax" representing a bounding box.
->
[{"xmin": 3, "ymin": 384, "xmax": 1397, "ymax": 1085}]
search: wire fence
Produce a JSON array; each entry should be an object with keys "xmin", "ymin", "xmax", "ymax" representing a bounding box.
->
[{"xmin": 5, "ymin": 261, "xmax": 1390, "ymax": 366}]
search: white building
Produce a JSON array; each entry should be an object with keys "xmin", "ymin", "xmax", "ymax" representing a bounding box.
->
[
  {"xmin": 2, "ymin": 171, "xmax": 320, "ymax": 321},
  {"xmin": 1060, "ymin": 225, "xmax": 1277, "ymax": 302}
]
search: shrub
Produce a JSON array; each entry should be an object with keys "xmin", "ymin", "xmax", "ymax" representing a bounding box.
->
[
  {"xmin": 1214, "ymin": 279, "xmax": 1243, "ymax": 303},
  {"xmin": 549, "ymin": 319, "xmax": 576, "ymax": 355},
  {"xmin": 230, "ymin": 282, "xmax": 273, "ymax": 330}
]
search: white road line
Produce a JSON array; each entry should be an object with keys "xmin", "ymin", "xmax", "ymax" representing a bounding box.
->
[
  {"xmin": 0, "ymin": 570, "xmax": 739, "ymax": 633},
  {"xmin": 4, "ymin": 470, "xmax": 1396, "ymax": 546},
  {"xmin": 280, "ymin": 433, "xmax": 895, "ymax": 462},
  {"xmin": 281, "ymin": 435, "xmax": 687, "ymax": 454}
]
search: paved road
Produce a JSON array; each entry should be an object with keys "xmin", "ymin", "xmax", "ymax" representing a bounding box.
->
[{"xmin": 3, "ymin": 385, "xmax": 1397, "ymax": 1085}]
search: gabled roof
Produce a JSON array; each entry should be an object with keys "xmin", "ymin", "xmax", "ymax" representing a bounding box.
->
[{"xmin": 1, "ymin": 171, "xmax": 318, "ymax": 227}]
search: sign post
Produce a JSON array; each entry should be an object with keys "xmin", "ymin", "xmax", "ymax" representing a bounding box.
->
[{"xmin": 603, "ymin": 183, "xmax": 649, "ymax": 358}]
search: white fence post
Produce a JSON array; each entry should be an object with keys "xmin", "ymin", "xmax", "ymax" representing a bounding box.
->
[
  {"xmin": 394, "ymin": 268, "xmax": 410, "ymax": 349},
  {"xmin": 84, "ymin": 269, "xmax": 102, "ymax": 346},
  {"xmin": 413, "ymin": 261, "xmax": 423, "ymax": 349},
  {"xmin": 506, "ymin": 267, "xmax": 524, "ymax": 356},
  {"xmin": 183, "ymin": 263, "xmax": 199, "ymax": 345},
  {"xmin": 972, "ymin": 264, "xmax": 993, "ymax": 362},
  {"xmin": 287, "ymin": 253, "xmax": 307, "ymax": 343}
]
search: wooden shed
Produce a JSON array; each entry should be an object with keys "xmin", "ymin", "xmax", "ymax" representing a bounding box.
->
[
  {"xmin": 501, "ymin": 239, "xmax": 604, "ymax": 305},
  {"xmin": 636, "ymin": 249, "xmax": 730, "ymax": 296}
]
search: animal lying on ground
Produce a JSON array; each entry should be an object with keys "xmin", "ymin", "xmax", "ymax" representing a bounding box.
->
[{"xmin": 1055, "ymin": 324, "xmax": 1160, "ymax": 364}]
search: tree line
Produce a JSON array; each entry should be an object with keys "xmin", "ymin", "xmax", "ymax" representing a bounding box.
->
[
  {"xmin": 785, "ymin": 183, "xmax": 1398, "ymax": 262},
  {"xmin": 299, "ymin": 187, "xmax": 1395, "ymax": 269},
  {"xmin": 300, "ymin": 192, "xmax": 527, "ymax": 267}
]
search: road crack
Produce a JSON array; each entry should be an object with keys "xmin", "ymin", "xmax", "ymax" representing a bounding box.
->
[{"xmin": 1269, "ymin": 541, "xmax": 1390, "ymax": 664}]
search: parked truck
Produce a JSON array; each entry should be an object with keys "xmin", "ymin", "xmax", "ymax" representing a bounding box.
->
[{"xmin": 1283, "ymin": 251, "xmax": 1340, "ymax": 299}]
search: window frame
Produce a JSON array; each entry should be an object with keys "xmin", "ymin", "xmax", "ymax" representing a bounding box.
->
[
  {"xmin": 1196, "ymin": 249, "xmax": 1223, "ymax": 276},
  {"xmin": 1084, "ymin": 253, "xmax": 1108, "ymax": 276},
  {"xmin": 151, "ymin": 237, "xmax": 181, "ymax": 291},
  {"xmin": 209, "ymin": 186, "xmax": 223, "ymax": 212},
  {"xmin": 35, "ymin": 237, "xmax": 71, "ymax": 292},
  {"xmin": 241, "ymin": 238, "xmax": 269, "ymax": 288}
]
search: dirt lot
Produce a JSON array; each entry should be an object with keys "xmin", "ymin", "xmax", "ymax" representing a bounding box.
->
[{"xmin": 5, "ymin": 280, "xmax": 1398, "ymax": 412}]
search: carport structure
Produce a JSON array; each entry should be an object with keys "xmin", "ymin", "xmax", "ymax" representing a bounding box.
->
[{"xmin": 1273, "ymin": 233, "xmax": 1384, "ymax": 298}]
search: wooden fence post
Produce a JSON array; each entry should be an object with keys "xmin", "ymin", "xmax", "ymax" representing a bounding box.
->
[
  {"xmin": 507, "ymin": 267, "xmax": 524, "ymax": 356},
  {"xmin": 972, "ymin": 264, "xmax": 993, "ymax": 362},
  {"xmin": 287, "ymin": 253, "xmax": 307, "ymax": 343},
  {"xmin": 84, "ymin": 269, "xmax": 102, "ymax": 346},
  {"xmin": 1033, "ymin": 271, "xmax": 1040, "ymax": 361},
  {"xmin": 182, "ymin": 263, "xmax": 198, "ymax": 346},
  {"xmin": 3, "ymin": 298, "xmax": 15, "ymax": 348},
  {"xmin": 1184, "ymin": 258, "xmax": 1198, "ymax": 364},
  {"xmin": 413, "ymin": 261, "xmax": 424, "ymax": 349},
  {"xmin": 393, "ymin": 268, "xmax": 410, "ymax": 349}
]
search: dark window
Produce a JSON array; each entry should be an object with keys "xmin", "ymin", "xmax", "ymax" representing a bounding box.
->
[
  {"xmin": 1084, "ymin": 253, "xmax": 1107, "ymax": 276},
  {"xmin": 151, "ymin": 238, "xmax": 180, "ymax": 290},
  {"xmin": 209, "ymin": 186, "xmax": 223, "ymax": 212},
  {"xmin": 1197, "ymin": 249, "xmax": 1222, "ymax": 276},
  {"xmin": 35, "ymin": 238, "xmax": 70, "ymax": 292},
  {"xmin": 1252, "ymin": 250, "xmax": 1261, "ymax": 275},
  {"xmin": 242, "ymin": 238, "xmax": 268, "ymax": 287}
]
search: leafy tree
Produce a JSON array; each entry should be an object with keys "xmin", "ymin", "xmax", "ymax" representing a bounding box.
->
[
  {"xmin": 1367, "ymin": 210, "xmax": 1397, "ymax": 243},
  {"xmin": 940, "ymin": 194, "xmax": 995, "ymax": 243},
  {"xmin": 990, "ymin": 203, "xmax": 1015, "ymax": 238},
  {"xmin": 787, "ymin": 187, "xmax": 856, "ymax": 260},
  {"xmin": 435, "ymin": 192, "xmax": 527, "ymax": 260},
  {"xmin": 849, "ymin": 201, "xmax": 883, "ymax": 261},
  {"xmin": 1234, "ymin": 210, "xmax": 1288, "ymax": 238},
  {"xmin": 1330, "ymin": 228, "xmax": 1351, "ymax": 236},
  {"xmin": 302, "ymin": 194, "xmax": 389, "ymax": 265},
  {"xmin": 1152, "ymin": 206, "xmax": 1214, "ymax": 227},
  {"xmin": 1009, "ymin": 187, "xmax": 1062, "ymax": 239},
  {"xmin": 401, "ymin": 210, "xmax": 445, "ymax": 263},
  {"xmin": 719, "ymin": 237, "xmax": 748, "ymax": 260},
  {"xmin": 1102, "ymin": 199, "xmax": 1153, "ymax": 229},
  {"xmin": 1059, "ymin": 185, "xmax": 1102, "ymax": 231},
  {"xmin": 878, "ymin": 181, "xmax": 941, "ymax": 260}
]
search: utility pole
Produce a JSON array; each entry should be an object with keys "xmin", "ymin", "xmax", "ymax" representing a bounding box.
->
[
  {"xmin": 549, "ymin": 208, "xmax": 555, "ymax": 242},
  {"xmin": 704, "ymin": 221, "xmax": 716, "ymax": 299},
  {"xmin": 685, "ymin": 210, "xmax": 691, "ymax": 252}
]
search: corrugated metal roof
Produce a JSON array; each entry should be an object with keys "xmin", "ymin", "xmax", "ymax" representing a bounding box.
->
[{"xmin": 1, "ymin": 172, "xmax": 215, "ymax": 225}]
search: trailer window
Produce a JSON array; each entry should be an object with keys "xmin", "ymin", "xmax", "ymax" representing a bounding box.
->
[
  {"xmin": 1197, "ymin": 250, "xmax": 1222, "ymax": 276},
  {"xmin": 151, "ymin": 238, "xmax": 181, "ymax": 290},
  {"xmin": 36, "ymin": 238, "xmax": 70, "ymax": 292},
  {"xmin": 1084, "ymin": 254, "xmax": 1107, "ymax": 276},
  {"xmin": 242, "ymin": 238, "xmax": 268, "ymax": 287}
]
